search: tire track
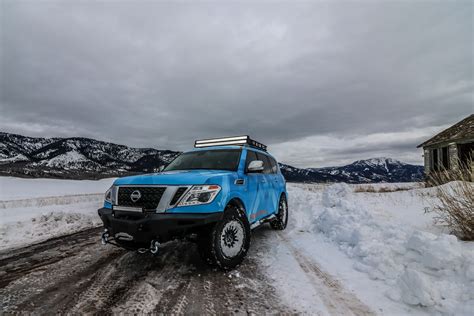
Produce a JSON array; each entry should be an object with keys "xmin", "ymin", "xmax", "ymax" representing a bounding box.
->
[
  {"xmin": 0, "ymin": 227, "xmax": 123, "ymax": 313},
  {"xmin": 153, "ymin": 247, "xmax": 218, "ymax": 314},
  {"xmin": 154, "ymin": 244, "xmax": 286, "ymax": 315},
  {"xmin": 71, "ymin": 244, "xmax": 179, "ymax": 314},
  {"xmin": 0, "ymin": 227, "xmax": 102, "ymax": 265},
  {"xmin": 14, "ymin": 250, "xmax": 124, "ymax": 314},
  {"xmin": 278, "ymin": 233, "xmax": 375, "ymax": 316},
  {"xmin": 0, "ymin": 228, "xmax": 102, "ymax": 288},
  {"xmin": 2, "ymin": 226, "xmax": 292, "ymax": 314}
]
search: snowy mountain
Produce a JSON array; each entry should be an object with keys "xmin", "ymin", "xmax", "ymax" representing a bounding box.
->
[
  {"xmin": 314, "ymin": 157, "xmax": 424, "ymax": 183},
  {"xmin": 279, "ymin": 163, "xmax": 347, "ymax": 183},
  {"xmin": 280, "ymin": 157, "xmax": 424, "ymax": 183},
  {"xmin": 0, "ymin": 132, "xmax": 423, "ymax": 182},
  {"xmin": 0, "ymin": 132, "xmax": 180, "ymax": 179}
]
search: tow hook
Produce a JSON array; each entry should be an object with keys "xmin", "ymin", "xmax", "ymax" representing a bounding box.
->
[
  {"xmin": 137, "ymin": 240, "xmax": 160, "ymax": 254},
  {"xmin": 101, "ymin": 229, "xmax": 109, "ymax": 245},
  {"xmin": 150, "ymin": 240, "xmax": 160, "ymax": 255}
]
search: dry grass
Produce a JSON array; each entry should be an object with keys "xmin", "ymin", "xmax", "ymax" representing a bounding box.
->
[
  {"xmin": 354, "ymin": 184, "xmax": 419, "ymax": 193},
  {"xmin": 428, "ymin": 163, "xmax": 474, "ymax": 241}
]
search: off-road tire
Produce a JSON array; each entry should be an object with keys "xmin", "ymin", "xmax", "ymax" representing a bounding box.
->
[
  {"xmin": 270, "ymin": 195, "xmax": 288, "ymax": 230},
  {"xmin": 197, "ymin": 205, "xmax": 251, "ymax": 270}
]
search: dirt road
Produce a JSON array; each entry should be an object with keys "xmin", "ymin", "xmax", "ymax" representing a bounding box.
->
[
  {"xmin": 0, "ymin": 227, "xmax": 291, "ymax": 314},
  {"xmin": 0, "ymin": 226, "xmax": 373, "ymax": 315}
]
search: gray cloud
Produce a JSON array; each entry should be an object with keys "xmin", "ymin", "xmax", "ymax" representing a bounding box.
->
[{"xmin": 1, "ymin": 1, "xmax": 472, "ymax": 167}]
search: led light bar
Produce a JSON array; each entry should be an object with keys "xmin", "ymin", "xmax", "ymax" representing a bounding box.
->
[{"xmin": 194, "ymin": 135, "xmax": 267, "ymax": 151}]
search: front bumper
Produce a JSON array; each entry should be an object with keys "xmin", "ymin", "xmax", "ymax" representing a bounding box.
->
[{"xmin": 98, "ymin": 208, "xmax": 223, "ymax": 245}]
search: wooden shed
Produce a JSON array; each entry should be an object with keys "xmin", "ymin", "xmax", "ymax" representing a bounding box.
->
[{"xmin": 417, "ymin": 114, "xmax": 473, "ymax": 181}]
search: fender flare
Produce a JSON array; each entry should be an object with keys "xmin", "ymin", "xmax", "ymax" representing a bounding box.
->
[{"xmin": 224, "ymin": 195, "xmax": 249, "ymax": 220}]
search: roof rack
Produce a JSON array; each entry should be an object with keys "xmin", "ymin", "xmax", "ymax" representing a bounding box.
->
[{"xmin": 194, "ymin": 135, "xmax": 267, "ymax": 151}]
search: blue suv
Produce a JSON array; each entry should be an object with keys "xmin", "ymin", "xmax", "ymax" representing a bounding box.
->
[{"xmin": 98, "ymin": 136, "xmax": 288, "ymax": 269}]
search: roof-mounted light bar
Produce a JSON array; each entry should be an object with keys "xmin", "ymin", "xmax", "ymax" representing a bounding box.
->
[{"xmin": 194, "ymin": 135, "xmax": 267, "ymax": 151}]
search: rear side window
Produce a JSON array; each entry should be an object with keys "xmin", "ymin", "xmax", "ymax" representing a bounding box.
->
[
  {"xmin": 256, "ymin": 152, "xmax": 272, "ymax": 174},
  {"xmin": 268, "ymin": 156, "xmax": 278, "ymax": 173},
  {"xmin": 245, "ymin": 150, "xmax": 258, "ymax": 171}
]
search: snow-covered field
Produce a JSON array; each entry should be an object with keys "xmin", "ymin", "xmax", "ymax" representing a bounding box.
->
[
  {"xmin": 0, "ymin": 177, "xmax": 115, "ymax": 200},
  {"xmin": 0, "ymin": 177, "xmax": 472, "ymax": 315},
  {"xmin": 0, "ymin": 177, "xmax": 115, "ymax": 250}
]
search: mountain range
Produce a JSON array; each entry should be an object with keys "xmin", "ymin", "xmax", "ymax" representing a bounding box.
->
[
  {"xmin": 280, "ymin": 158, "xmax": 424, "ymax": 183},
  {"xmin": 0, "ymin": 132, "xmax": 424, "ymax": 182},
  {"xmin": 0, "ymin": 132, "xmax": 178, "ymax": 179}
]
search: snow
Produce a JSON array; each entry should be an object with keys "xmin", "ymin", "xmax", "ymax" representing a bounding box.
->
[
  {"xmin": 360, "ymin": 157, "xmax": 396, "ymax": 167},
  {"xmin": 0, "ymin": 177, "xmax": 115, "ymax": 250},
  {"xmin": 0, "ymin": 176, "xmax": 115, "ymax": 200},
  {"xmin": 363, "ymin": 157, "xmax": 392, "ymax": 172},
  {"xmin": 34, "ymin": 148, "xmax": 58, "ymax": 159},
  {"xmin": 277, "ymin": 182, "xmax": 474, "ymax": 315},
  {"xmin": 44, "ymin": 150, "xmax": 90, "ymax": 168},
  {"xmin": 0, "ymin": 153, "xmax": 29, "ymax": 163},
  {"xmin": 258, "ymin": 235, "xmax": 330, "ymax": 314},
  {"xmin": 0, "ymin": 176, "xmax": 472, "ymax": 315},
  {"xmin": 1, "ymin": 211, "xmax": 102, "ymax": 250}
]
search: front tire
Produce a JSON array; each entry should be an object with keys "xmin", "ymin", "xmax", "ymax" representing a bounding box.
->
[
  {"xmin": 197, "ymin": 205, "xmax": 251, "ymax": 270},
  {"xmin": 270, "ymin": 195, "xmax": 288, "ymax": 230}
]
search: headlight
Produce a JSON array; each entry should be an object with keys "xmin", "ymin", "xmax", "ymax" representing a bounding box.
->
[
  {"xmin": 177, "ymin": 185, "xmax": 221, "ymax": 207},
  {"xmin": 104, "ymin": 186, "xmax": 115, "ymax": 204}
]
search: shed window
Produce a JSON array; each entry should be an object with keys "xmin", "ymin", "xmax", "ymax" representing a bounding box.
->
[
  {"xmin": 431, "ymin": 149, "xmax": 439, "ymax": 171},
  {"xmin": 458, "ymin": 142, "xmax": 474, "ymax": 169},
  {"xmin": 441, "ymin": 147, "xmax": 449, "ymax": 170}
]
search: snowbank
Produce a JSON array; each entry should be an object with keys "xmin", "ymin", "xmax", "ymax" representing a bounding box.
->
[
  {"xmin": 0, "ymin": 210, "xmax": 102, "ymax": 250},
  {"xmin": 288, "ymin": 183, "xmax": 474, "ymax": 315},
  {"xmin": 0, "ymin": 177, "xmax": 114, "ymax": 250}
]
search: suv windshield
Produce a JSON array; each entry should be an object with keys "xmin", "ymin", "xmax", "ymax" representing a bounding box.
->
[{"xmin": 164, "ymin": 149, "xmax": 241, "ymax": 171}]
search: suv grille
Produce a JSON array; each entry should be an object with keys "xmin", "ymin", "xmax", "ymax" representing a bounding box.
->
[{"xmin": 117, "ymin": 187, "xmax": 166, "ymax": 210}]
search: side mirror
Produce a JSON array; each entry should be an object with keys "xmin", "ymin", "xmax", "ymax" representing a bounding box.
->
[{"xmin": 248, "ymin": 160, "xmax": 264, "ymax": 172}]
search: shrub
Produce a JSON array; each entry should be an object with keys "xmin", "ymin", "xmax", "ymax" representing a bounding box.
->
[
  {"xmin": 354, "ymin": 184, "xmax": 418, "ymax": 193},
  {"xmin": 429, "ymin": 164, "xmax": 474, "ymax": 241},
  {"xmin": 354, "ymin": 185, "xmax": 376, "ymax": 193}
]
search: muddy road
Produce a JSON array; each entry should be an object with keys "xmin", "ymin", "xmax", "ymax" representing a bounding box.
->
[
  {"xmin": 0, "ymin": 226, "xmax": 374, "ymax": 315},
  {"xmin": 0, "ymin": 227, "xmax": 293, "ymax": 314}
]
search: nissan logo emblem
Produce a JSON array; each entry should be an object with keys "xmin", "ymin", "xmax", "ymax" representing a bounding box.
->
[{"xmin": 130, "ymin": 190, "xmax": 141, "ymax": 202}]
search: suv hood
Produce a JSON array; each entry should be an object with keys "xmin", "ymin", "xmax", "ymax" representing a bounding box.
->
[{"xmin": 113, "ymin": 169, "xmax": 234, "ymax": 186}]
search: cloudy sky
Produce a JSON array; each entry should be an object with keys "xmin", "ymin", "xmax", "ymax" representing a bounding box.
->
[{"xmin": 1, "ymin": 1, "xmax": 472, "ymax": 167}]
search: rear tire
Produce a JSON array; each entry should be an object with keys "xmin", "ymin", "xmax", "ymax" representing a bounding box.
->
[
  {"xmin": 270, "ymin": 195, "xmax": 288, "ymax": 230},
  {"xmin": 197, "ymin": 205, "xmax": 251, "ymax": 270}
]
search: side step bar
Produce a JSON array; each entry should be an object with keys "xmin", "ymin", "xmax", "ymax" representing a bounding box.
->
[{"xmin": 250, "ymin": 214, "xmax": 276, "ymax": 230}]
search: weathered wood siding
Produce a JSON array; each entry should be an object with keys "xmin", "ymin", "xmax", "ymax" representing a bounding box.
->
[
  {"xmin": 424, "ymin": 149, "xmax": 431, "ymax": 174},
  {"xmin": 448, "ymin": 143, "xmax": 459, "ymax": 170}
]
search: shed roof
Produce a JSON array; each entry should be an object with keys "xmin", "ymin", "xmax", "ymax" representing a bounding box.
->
[{"xmin": 417, "ymin": 114, "xmax": 474, "ymax": 148}]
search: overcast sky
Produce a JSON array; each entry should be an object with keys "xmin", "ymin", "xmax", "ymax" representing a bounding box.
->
[{"xmin": 1, "ymin": 1, "xmax": 472, "ymax": 167}]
